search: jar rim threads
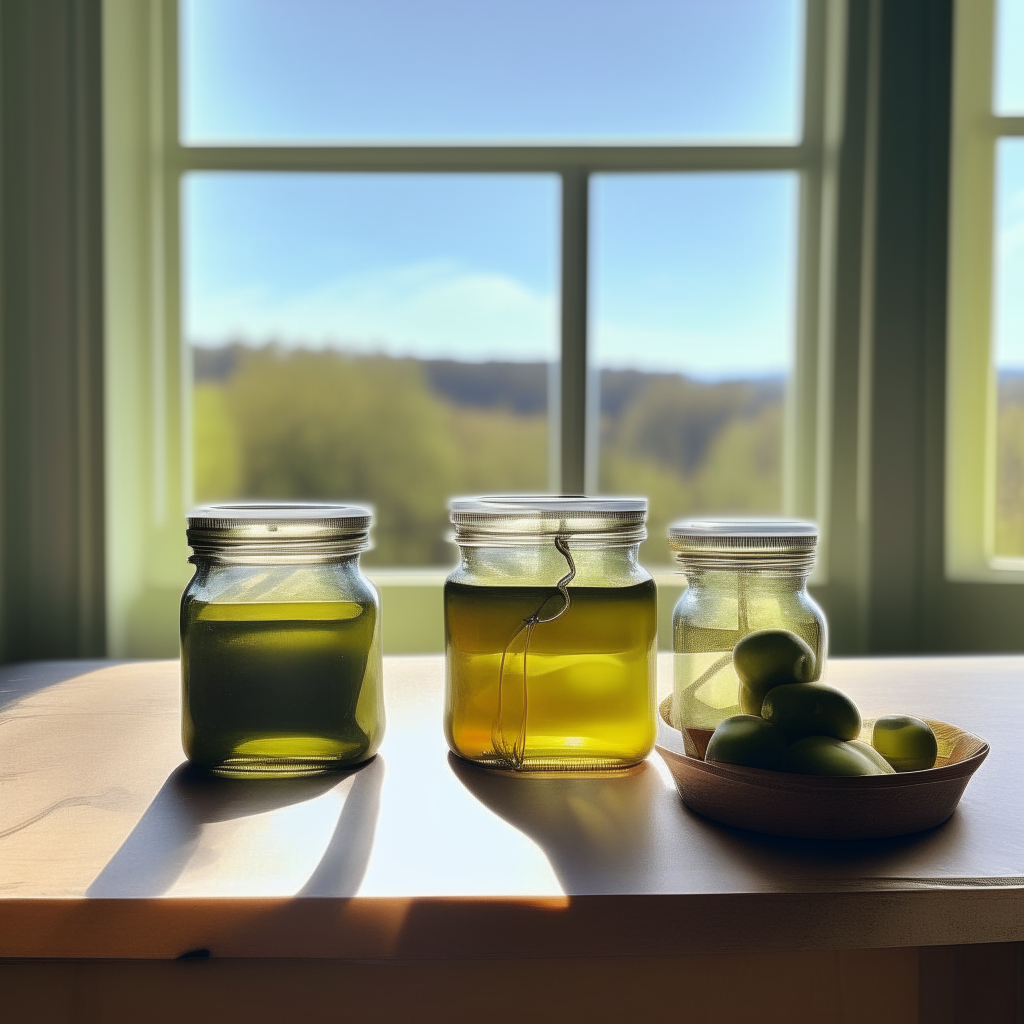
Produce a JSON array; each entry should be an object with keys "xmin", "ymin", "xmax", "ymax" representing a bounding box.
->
[
  {"xmin": 450, "ymin": 494, "xmax": 647, "ymax": 548},
  {"xmin": 186, "ymin": 502, "xmax": 373, "ymax": 564},
  {"xmin": 668, "ymin": 518, "xmax": 818, "ymax": 572}
]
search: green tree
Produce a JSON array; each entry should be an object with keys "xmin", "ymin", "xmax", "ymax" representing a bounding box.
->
[
  {"xmin": 600, "ymin": 376, "xmax": 783, "ymax": 563},
  {"xmin": 194, "ymin": 382, "xmax": 242, "ymax": 502},
  {"xmin": 224, "ymin": 348, "xmax": 459, "ymax": 564},
  {"xmin": 447, "ymin": 406, "xmax": 547, "ymax": 495},
  {"xmin": 193, "ymin": 346, "xmax": 550, "ymax": 565}
]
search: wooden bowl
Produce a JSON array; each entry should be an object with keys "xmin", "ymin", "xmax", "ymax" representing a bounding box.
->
[{"xmin": 656, "ymin": 696, "xmax": 989, "ymax": 840}]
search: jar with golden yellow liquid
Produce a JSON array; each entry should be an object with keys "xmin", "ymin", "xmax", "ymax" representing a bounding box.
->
[
  {"xmin": 668, "ymin": 520, "xmax": 826, "ymax": 758},
  {"xmin": 444, "ymin": 496, "xmax": 657, "ymax": 772},
  {"xmin": 180, "ymin": 503, "xmax": 384, "ymax": 777}
]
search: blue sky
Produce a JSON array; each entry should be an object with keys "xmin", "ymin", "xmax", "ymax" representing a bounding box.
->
[
  {"xmin": 182, "ymin": 0, "xmax": 803, "ymax": 379},
  {"xmin": 995, "ymin": 140, "xmax": 1024, "ymax": 371},
  {"xmin": 182, "ymin": 0, "xmax": 803, "ymax": 143},
  {"xmin": 184, "ymin": 174, "xmax": 562, "ymax": 362},
  {"xmin": 992, "ymin": 3, "xmax": 1024, "ymax": 371},
  {"xmin": 592, "ymin": 173, "xmax": 797, "ymax": 377}
]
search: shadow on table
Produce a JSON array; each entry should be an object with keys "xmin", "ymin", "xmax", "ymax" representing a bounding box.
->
[
  {"xmin": 451, "ymin": 747, "xmax": 968, "ymax": 894},
  {"xmin": 87, "ymin": 755, "xmax": 384, "ymax": 898},
  {"xmin": 0, "ymin": 660, "xmax": 115, "ymax": 712},
  {"xmin": 448, "ymin": 753, "xmax": 665, "ymax": 894},
  {"xmin": 674, "ymin": 796, "xmax": 976, "ymax": 882},
  {"xmin": 655, "ymin": 714, "xmax": 971, "ymax": 880}
]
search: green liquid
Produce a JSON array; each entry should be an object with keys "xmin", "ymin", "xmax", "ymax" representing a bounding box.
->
[
  {"xmin": 181, "ymin": 599, "xmax": 383, "ymax": 776},
  {"xmin": 444, "ymin": 580, "xmax": 657, "ymax": 771},
  {"xmin": 672, "ymin": 620, "xmax": 824, "ymax": 758}
]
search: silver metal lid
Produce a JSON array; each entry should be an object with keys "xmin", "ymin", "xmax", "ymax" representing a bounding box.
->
[
  {"xmin": 186, "ymin": 502, "xmax": 372, "ymax": 562},
  {"xmin": 668, "ymin": 518, "xmax": 818, "ymax": 569},
  {"xmin": 450, "ymin": 495, "xmax": 647, "ymax": 547}
]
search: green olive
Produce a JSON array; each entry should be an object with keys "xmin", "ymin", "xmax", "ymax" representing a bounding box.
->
[
  {"xmin": 847, "ymin": 739, "xmax": 897, "ymax": 774},
  {"xmin": 761, "ymin": 682, "xmax": 862, "ymax": 741},
  {"xmin": 733, "ymin": 629, "xmax": 816, "ymax": 717},
  {"xmin": 781, "ymin": 735, "xmax": 887, "ymax": 776},
  {"xmin": 871, "ymin": 715, "xmax": 938, "ymax": 772},
  {"xmin": 705, "ymin": 715, "xmax": 788, "ymax": 770},
  {"xmin": 739, "ymin": 684, "xmax": 771, "ymax": 717}
]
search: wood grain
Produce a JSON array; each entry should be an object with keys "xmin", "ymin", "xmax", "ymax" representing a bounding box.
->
[{"xmin": 1, "ymin": 655, "xmax": 1023, "ymax": 959}]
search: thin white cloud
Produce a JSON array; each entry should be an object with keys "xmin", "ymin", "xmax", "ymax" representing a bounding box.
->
[
  {"xmin": 190, "ymin": 259, "xmax": 792, "ymax": 378},
  {"xmin": 594, "ymin": 320, "xmax": 791, "ymax": 378},
  {"xmin": 188, "ymin": 261, "xmax": 558, "ymax": 362}
]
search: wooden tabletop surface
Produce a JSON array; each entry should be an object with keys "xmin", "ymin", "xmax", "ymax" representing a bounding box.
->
[{"xmin": 1, "ymin": 654, "xmax": 1022, "ymax": 959}]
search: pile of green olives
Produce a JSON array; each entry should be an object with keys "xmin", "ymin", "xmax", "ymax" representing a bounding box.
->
[{"xmin": 704, "ymin": 629, "xmax": 938, "ymax": 776}]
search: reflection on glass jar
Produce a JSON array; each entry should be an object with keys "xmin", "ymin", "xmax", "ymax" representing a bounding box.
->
[
  {"xmin": 180, "ymin": 503, "xmax": 384, "ymax": 777},
  {"xmin": 668, "ymin": 520, "xmax": 826, "ymax": 758},
  {"xmin": 445, "ymin": 496, "xmax": 657, "ymax": 772}
]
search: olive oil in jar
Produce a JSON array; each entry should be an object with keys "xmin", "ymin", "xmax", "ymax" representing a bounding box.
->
[
  {"xmin": 180, "ymin": 503, "xmax": 384, "ymax": 778},
  {"xmin": 445, "ymin": 579, "xmax": 657, "ymax": 771},
  {"xmin": 182, "ymin": 598, "xmax": 381, "ymax": 776},
  {"xmin": 673, "ymin": 628, "xmax": 746, "ymax": 737}
]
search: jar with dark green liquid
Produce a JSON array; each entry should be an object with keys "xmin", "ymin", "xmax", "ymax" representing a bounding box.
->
[
  {"xmin": 445, "ymin": 496, "xmax": 657, "ymax": 772},
  {"xmin": 180, "ymin": 503, "xmax": 384, "ymax": 777}
]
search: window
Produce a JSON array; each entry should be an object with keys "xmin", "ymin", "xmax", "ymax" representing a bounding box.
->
[
  {"xmin": 103, "ymin": 0, "xmax": 835, "ymax": 655},
  {"xmin": 592, "ymin": 172, "xmax": 800, "ymax": 564},
  {"xmin": 947, "ymin": 0, "xmax": 1024, "ymax": 579},
  {"xmin": 186, "ymin": 172, "xmax": 559, "ymax": 566}
]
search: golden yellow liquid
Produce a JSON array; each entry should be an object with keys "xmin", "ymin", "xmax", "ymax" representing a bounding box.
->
[
  {"xmin": 181, "ymin": 599, "xmax": 383, "ymax": 777},
  {"xmin": 672, "ymin": 624, "xmax": 745, "ymax": 748},
  {"xmin": 444, "ymin": 580, "xmax": 657, "ymax": 771}
]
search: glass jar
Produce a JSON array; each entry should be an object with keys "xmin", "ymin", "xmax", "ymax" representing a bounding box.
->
[
  {"xmin": 668, "ymin": 519, "xmax": 827, "ymax": 759},
  {"xmin": 180, "ymin": 503, "xmax": 384, "ymax": 777},
  {"xmin": 444, "ymin": 495, "xmax": 657, "ymax": 772}
]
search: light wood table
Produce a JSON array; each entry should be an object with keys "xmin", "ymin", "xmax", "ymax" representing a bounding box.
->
[{"xmin": 2, "ymin": 655, "xmax": 1022, "ymax": 1023}]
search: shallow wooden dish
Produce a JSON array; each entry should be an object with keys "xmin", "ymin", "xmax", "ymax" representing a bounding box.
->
[{"xmin": 656, "ymin": 696, "xmax": 989, "ymax": 840}]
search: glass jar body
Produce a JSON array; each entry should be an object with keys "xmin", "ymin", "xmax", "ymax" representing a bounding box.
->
[
  {"xmin": 444, "ymin": 543, "xmax": 657, "ymax": 771},
  {"xmin": 672, "ymin": 567, "xmax": 826, "ymax": 757},
  {"xmin": 180, "ymin": 555, "xmax": 384, "ymax": 777}
]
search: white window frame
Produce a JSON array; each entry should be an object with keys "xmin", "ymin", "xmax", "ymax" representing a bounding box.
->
[
  {"xmin": 947, "ymin": 0, "xmax": 1024, "ymax": 581},
  {"xmin": 102, "ymin": 0, "xmax": 841, "ymax": 656}
]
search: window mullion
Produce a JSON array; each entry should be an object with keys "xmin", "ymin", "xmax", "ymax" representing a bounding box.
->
[{"xmin": 558, "ymin": 168, "xmax": 590, "ymax": 494}]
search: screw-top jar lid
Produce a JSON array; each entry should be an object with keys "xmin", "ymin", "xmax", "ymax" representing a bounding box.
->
[
  {"xmin": 450, "ymin": 495, "xmax": 647, "ymax": 547},
  {"xmin": 668, "ymin": 518, "xmax": 818, "ymax": 570},
  {"xmin": 187, "ymin": 502, "xmax": 372, "ymax": 563}
]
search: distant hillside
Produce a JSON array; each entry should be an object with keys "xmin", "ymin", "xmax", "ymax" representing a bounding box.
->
[
  {"xmin": 195, "ymin": 343, "xmax": 782, "ymax": 417},
  {"xmin": 423, "ymin": 359, "xmax": 547, "ymax": 415},
  {"xmin": 191, "ymin": 342, "xmax": 787, "ymax": 565}
]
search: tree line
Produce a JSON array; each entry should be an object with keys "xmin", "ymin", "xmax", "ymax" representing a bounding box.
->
[{"xmin": 194, "ymin": 344, "xmax": 784, "ymax": 566}]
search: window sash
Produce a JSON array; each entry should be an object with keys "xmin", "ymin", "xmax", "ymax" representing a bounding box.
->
[
  {"xmin": 947, "ymin": 0, "xmax": 1024, "ymax": 581},
  {"xmin": 102, "ymin": 0, "xmax": 835, "ymax": 656}
]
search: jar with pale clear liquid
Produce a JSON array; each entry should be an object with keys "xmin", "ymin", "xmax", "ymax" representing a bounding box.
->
[
  {"xmin": 668, "ymin": 520, "xmax": 826, "ymax": 759},
  {"xmin": 445, "ymin": 496, "xmax": 657, "ymax": 772},
  {"xmin": 180, "ymin": 503, "xmax": 384, "ymax": 777}
]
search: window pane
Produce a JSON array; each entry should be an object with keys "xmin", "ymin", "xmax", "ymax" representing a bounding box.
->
[
  {"xmin": 996, "ymin": 0, "xmax": 1024, "ymax": 115},
  {"xmin": 591, "ymin": 173, "xmax": 798, "ymax": 565},
  {"xmin": 181, "ymin": 0, "xmax": 803, "ymax": 144},
  {"xmin": 994, "ymin": 141, "xmax": 1024, "ymax": 556},
  {"xmin": 186, "ymin": 173, "xmax": 558, "ymax": 566}
]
